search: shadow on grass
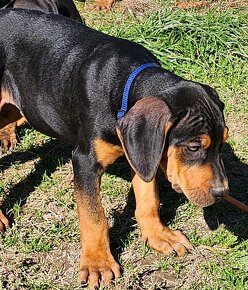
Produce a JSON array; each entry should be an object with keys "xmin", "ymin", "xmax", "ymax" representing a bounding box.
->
[
  {"xmin": 106, "ymin": 158, "xmax": 186, "ymax": 259},
  {"xmin": 203, "ymin": 143, "xmax": 248, "ymax": 240},
  {"xmin": 0, "ymin": 136, "xmax": 247, "ymax": 255},
  {"xmin": 0, "ymin": 138, "xmax": 72, "ymax": 225},
  {"xmin": 107, "ymin": 143, "xmax": 248, "ymax": 259}
]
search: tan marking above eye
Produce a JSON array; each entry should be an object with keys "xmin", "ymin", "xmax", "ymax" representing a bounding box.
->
[
  {"xmin": 94, "ymin": 138, "xmax": 124, "ymax": 169},
  {"xmin": 200, "ymin": 134, "xmax": 212, "ymax": 149},
  {"xmin": 223, "ymin": 127, "xmax": 229, "ymax": 143},
  {"xmin": 162, "ymin": 145, "xmax": 214, "ymax": 188}
]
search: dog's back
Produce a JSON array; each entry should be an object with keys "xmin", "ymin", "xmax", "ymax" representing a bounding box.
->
[{"xmin": 0, "ymin": 9, "xmax": 156, "ymax": 142}]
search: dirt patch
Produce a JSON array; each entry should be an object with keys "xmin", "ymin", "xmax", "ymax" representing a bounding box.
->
[
  {"xmin": 176, "ymin": 0, "xmax": 248, "ymax": 10},
  {"xmin": 117, "ymin": 0, "xmax": 160, "ymax": 14}
]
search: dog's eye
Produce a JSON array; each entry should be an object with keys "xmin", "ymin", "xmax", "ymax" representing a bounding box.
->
[{"xmin": 187, "ymin": 145, "xmax": 201, "ymax": 152}]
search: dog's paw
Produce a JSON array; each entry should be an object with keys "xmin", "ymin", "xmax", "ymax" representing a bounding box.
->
[
  {"xmin": 78, "ymin": 253, "xmax": 121, "ymax": 289},
  {"xmin": 147, "ymin": 229, "xmax": 192, "ymax": 256},
  {"xmin": 141, "ymin": 223, "xmax": 192, "ymax": 256},
  {"xmin": 0, "ymin": 210, "xmax": 9, "ymax": 233}
]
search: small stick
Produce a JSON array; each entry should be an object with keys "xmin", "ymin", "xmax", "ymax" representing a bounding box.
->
[{"xmin": 223, "ymin": 194, "xmax": 248, "ymax": 213}]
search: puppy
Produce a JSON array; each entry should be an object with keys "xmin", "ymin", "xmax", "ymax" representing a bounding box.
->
[{"xmin": 0, "ymin": 9, "xmax": 229, "ymax": 289}]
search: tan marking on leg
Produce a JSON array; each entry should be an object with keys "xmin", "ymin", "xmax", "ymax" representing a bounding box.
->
[
  {"xmin": 74, "ymin": 178, "xmax": 121, "ymax": 288},
  {"xmin": 75, "ymin": 179, "xmax": 110, "ymax": 255},
  {"xmin": 16, "ymin": 117, "xmax": 27, "ymax": 127},
  {"xmin": 0, "ymin": 90, "xmax": 26, "ymax": 149},
  {"xmin": 0, "ymin": 210, "xmax": 9, "ymax": 232},
  {"xmin": 94, "ymin": 138, "xmax": 124, "ymax": 169},
  {"xmin": 132, "ymin": 169, "xmax": 192, "ymax": 256},
  {"xmin": 0, "ymin": 104, "xmax": 22, "ymax": 129},
  {"xmin": 0, "ymin": 122, "xmax": 17, "ymax": 153},
  {"xmin": 0, "ymin": 89, "xmax": 22, "ymax": 129},
  {"xmin": 0, "ymin": 89, "xmax": 12, "ymax": 107}
]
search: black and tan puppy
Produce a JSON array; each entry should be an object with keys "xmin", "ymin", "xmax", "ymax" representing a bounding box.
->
[
  {"xmin": 0, "ymin": 0, "xmax": 82, "ymax": 154},
  {"xmin": 0, "ymin": 9, "xmax": 229, "ymax": 289}
]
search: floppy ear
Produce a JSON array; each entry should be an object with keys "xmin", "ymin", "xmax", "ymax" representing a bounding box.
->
[{"xmin": 116, "ymin": 96, "xmax": 173, "ymax": 182}]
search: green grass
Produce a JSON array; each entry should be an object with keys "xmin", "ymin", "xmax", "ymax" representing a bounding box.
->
[
  {"xmin": 83, "ymin": 4, "xmax": 248, "ymax": 84},
  {"xmin": 0, "ymin": 1, "xmax": 248, "ymax": 289}
]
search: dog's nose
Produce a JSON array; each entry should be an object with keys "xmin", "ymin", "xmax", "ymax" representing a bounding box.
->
[{"xmin": 212, "ymin": 187, "xmax": 229, "ymax": 202}]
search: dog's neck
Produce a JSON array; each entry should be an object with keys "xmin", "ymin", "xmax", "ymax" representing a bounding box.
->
[{"xmin": 129, "ymin": 67, "xmax": 183, "ymax": 107}]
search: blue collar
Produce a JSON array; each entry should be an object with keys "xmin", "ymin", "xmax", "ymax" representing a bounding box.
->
[{"xmin": 117, "ymin": 63, "xmax": 160, "ymax": 119}]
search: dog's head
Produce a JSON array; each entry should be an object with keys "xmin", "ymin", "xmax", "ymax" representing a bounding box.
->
[{"xmin": 117, "ymin": 81, "xmax": 229, "ymax": 207}]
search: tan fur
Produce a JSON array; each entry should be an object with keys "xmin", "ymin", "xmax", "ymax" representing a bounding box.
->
[
  {"xmin": 201, "ymin": 134, "xmax": 211, "ymax": 149},
  {"xmin": 94, "ymin": 138, "xmax": 124, "ymax": 169},
  {"xmin": 162, "ymin": 146, "xmax": 216, "ymax": 207},
  {"xmin": 94, "ymin": 0, "xmax": 115, "ymax": 10},
  {"xmin": 17, "ymin": 117, "xmax": 27, "ymax": 127},
  {"xmin": 0, "ymin": 210, "xmax": 9, "ymax": 232},
  {"xmin": 0, "ymin": 123, "xmax": 17, "ymax": 153},
  {"xmin": 0, "ymin": 89, "xmax": 22, "ymax": 129},
  {"xmin": 223, "ymin": 127, "xmax": 229, "ymax": 143},
  {"xmin": 74, "ymin": 179, "xmax": 121, "ymax": 288},
  {"xmin": 131, "ymin": 169, "xmax": 192, "ymax": 256}
]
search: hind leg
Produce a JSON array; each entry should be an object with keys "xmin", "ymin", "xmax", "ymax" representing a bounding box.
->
[
  {"xmin": 0, "ymin": 210, "xmax": 9, "ymax": 232},
  {"xmin": 0, "ymin": 89, "xmax": 23, "ymax": 230},
  {"xmin": 0, "ymin": 87, "xmax": 23, "ymax": 130},
  {"xmin": 0, "ymin": 117, "xmax": 26, "ymax": 155},
  {"xmin": 0, "ymin": 104, "xmax": 22, "ymax": 156},
  {"xmin": 0, "ymin": 103, "xmax": 22, "ymax": 130},
  {"xmin": 0, "ymin": 122, "xmax": 18, "ymax": 155}
]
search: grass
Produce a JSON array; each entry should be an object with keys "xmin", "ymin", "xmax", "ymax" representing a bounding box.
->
[{"xmin": 0, "ymin": 0, "xmax": 248, "ymax": 289}]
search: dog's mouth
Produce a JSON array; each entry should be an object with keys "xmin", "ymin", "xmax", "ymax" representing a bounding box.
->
[
  {"xmin": 183, "ymin": 188, "xmax": 216, "ymax": 208},
  {"xmin": 171, "ymin": 183, "xmax": 216, "ymax": 207},
  {"xmin": 171, "ymin": 183, "xmax": 183, "ymax": 193}
]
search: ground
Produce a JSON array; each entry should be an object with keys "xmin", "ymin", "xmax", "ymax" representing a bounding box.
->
[{"xmin": 0, "ymin": 1, "xmax": 248, "ymax": 289}]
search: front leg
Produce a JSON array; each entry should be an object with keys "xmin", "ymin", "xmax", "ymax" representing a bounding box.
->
[
  {"xmin": 72, "ymin": 149, "xmax": 121, "ymax": 290},
  {"xmin": 131, "ymin": 170, "xmax": 192, "ymax": 256}
]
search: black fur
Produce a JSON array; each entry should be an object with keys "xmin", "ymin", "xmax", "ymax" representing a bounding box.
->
[
  {"xmin": 0, "ymin": 0, "xmax": 83, "ymax": 22},
  {"xmin": 0, "ymin": 9, "xmax": 227, "ymax": 182}
]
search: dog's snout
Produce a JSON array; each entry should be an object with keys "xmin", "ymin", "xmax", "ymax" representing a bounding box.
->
[{"xmin": 212, "ymin": 187, "xmax": 229, "ymax": 201}]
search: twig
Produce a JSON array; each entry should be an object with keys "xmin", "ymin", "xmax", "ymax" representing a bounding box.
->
[{"xmin": 223, "ymin": 194, "xmax": 248, "ymax": 213}]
